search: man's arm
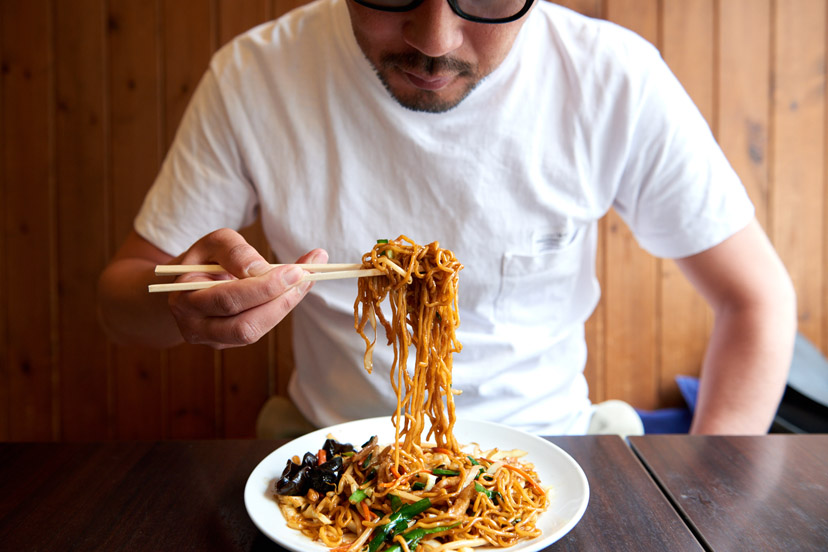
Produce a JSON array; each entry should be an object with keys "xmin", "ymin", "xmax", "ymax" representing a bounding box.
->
[
  {"xmin": 97, "ymin": 228, "xmax": 327, "ymax": 349},
  {"xmin": 675, "ymin": 218, "xmax": 797, "ymax": 434}
]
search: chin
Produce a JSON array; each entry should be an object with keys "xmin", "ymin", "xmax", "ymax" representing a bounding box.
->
[
  {"xmin": 384, "ymin": 77, "xmax": 480, "ymax": 114},
  {"xmin": 392, "ymin": 92, "xmax": 467, "ymax": 113}
]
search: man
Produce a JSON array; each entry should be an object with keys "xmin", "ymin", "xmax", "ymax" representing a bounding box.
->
[{"xmin": 98, "ymin": 0, "xmax": 796, "ymax": 436}]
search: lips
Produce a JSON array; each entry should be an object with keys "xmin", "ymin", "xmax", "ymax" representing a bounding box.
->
[{"xmin": 401, "ymin": 70, "xmax": 455, "ymax": 91}]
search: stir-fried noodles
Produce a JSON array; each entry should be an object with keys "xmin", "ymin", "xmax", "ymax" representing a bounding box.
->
[
  {"xmin": 355, "ymin": 236, "xmax": 463, "ymax": 460},
  {"xmin": 272, "ymin": 237, "xmax": 549, "ymax": 552}
]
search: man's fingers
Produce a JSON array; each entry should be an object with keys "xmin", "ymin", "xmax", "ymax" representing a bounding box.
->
[
  {"xmin": 180, "ymin": 228, "xmax": 270, "ymax": 278},
  {"xmin": 178, "ymin": 272, "xmax": 315, "ymax": 348},
  {"xmin": 295, "ymin": 248, "xmax": 329, "ymax": 266},
  {"xmin": 166, "ymin": 239, "xmax": 329, "ymax": 348},
  {"xmin": 172, "ymin": 265, "xmax": 306, "ymax": 317}
]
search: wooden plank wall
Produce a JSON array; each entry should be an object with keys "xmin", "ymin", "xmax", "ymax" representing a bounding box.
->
[{"xmin": 1, "ymin": 0, "xmax": 826, "ymax": 441}]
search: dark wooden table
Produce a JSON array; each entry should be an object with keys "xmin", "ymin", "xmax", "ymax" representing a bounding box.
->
[
  {"xmin": 0, "ymin": 436, "xmax": 700, "ymax": 551},
  {"xmin": 629, "ymin": 435, "xmax": 828, "ymax": 552}
]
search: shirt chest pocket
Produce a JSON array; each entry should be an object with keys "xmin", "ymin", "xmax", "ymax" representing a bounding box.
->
[{"xmin": 494, "ymin": 225, "xmax": 587, "ymax": 329}]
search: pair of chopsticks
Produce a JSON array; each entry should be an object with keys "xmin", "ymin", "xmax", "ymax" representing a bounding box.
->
[{"xmin": 148, "ymin": 263, "xmax": 382, "ymax": 293}]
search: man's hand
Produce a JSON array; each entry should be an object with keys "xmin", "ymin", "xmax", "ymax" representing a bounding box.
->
[
  {"xmin": 166, "ymin": 228, "xmax": 327, "ymax": 349},
  {"xmin": 97, "ymin": 228, "xmax": 327, "ymax": 349}
]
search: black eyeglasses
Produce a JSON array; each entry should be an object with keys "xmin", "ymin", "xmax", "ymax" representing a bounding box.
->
[{"xmin": 351, "ymin": 0, "xmax": 535, "ymax": 24}]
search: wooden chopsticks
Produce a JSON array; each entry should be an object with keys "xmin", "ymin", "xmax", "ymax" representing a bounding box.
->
[{"xmin": 148, "ymin": 263, "xmax": 382, "ymax": 293}]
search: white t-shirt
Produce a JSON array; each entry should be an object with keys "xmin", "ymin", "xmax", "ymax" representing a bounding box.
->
[{"xmin": 135, "ymin": 0, "xmax": 754, "ymax": 435}]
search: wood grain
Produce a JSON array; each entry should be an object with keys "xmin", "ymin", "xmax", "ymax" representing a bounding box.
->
[
  {"xmin": 55, "ymin": 0, "xmax": 111, "ymax": 440},
  {"xmin": 658, "ymin": 0, "xmax": 716, "ymax": 408},
  {"xmin": 0, "ymin": 0, "xmax": 8, "ymax": 441},
  {"xmin": 630, "ymin": 435, "xmax": 828, "ymax": 551},
  {"xmin": 2, "ymin": 0, "xmax": 56, "ymax": 441},
  {"xmin": 718, "ymin": 0, "xmax": 771, "ymax": 228},
  {"xmin": 107, "ymin": 0, "xmax": 168, "ymax": 439},
  {"xmin": 772, "ymin": 0, "xmax": 826, "ymax": 348},
  {"xmin": 551, "ymin": 0, "xmax": 602, "ymax": 19},
  {"xmin": 0, "ymin": 437, "xmax": 704, "ymax": 551},
  {"xmin": 551, "ymin": 436, "xmax": 703, "ymax": 551},
  {"xmin": 602, "ymin": 0, "xmax": 660, "ymax": 410}
]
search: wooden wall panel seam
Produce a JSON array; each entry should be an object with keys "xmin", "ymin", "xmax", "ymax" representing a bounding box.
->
[
  {"xmin": 48, "ymin": 0, "xmax": 61, "ymax": 442},
  {"xmin": 0, "ymin": 0, "xmax": 7, "ymax": 441}
]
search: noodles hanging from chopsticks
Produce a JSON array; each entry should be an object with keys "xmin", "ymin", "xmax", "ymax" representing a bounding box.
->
[{"xmin": 354, "ymin": 236, "xmax": 463, "ymax": 460}]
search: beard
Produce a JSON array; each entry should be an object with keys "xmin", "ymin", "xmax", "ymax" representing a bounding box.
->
[{"xmin": 373, "ymin": 51, "xmax": 482, "ymax": 113}]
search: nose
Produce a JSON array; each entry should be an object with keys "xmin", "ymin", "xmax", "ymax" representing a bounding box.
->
[{"xmin": 402, "ymin": 0, "xmax": 464, "ymax": 58}]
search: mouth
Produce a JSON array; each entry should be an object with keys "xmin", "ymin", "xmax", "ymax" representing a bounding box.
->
[{"xmin": 401, "ymin": 70, "xmax": 456, "ymax": 91}]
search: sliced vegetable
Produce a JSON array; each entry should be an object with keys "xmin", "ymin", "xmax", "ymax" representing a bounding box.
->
[
  {"xmin": 367, "ymin": 498, "xmax": 432, "ymax": 552},
  {"xmin": 432, "ymin": 468, "xmax": 460, "ymax": 476},
  {"xmin": 383, "ymin": 522, "xmax": 462, "ymax": 552},
  {"xmin": 349, "ymin": 489, "xmax": 369, "ymax": 504},
  {"xmin": 474, "ymin": 482, "xmax": 502, "ymax": 504},
  {"xmin": 360, "ymin": 501, "xmax": 374, "ymax": 521},
  {"xmin": 376, "ymin": 239, "xmax": 394, "ymax": 258}
]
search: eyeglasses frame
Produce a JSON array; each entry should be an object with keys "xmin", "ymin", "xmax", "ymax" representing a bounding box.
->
[{"xmin": 350, "ymin": 0, "xmax": 536, "ymax": 24}]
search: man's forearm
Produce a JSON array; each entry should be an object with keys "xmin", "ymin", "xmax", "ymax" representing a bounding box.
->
[
  {"xmin": 690, "ymin": 299, "xmax": 796, "ymax": 434},
  {"xmin": 97, "ymin": 258, "xmax": 185, "ymax": 349}
]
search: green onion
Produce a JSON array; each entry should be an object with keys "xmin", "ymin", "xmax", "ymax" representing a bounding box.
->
[
  {"xmin": 467, "ymin": 456, "xmax": 480, "ymax": 466},
  {"xmin": 389, "ymin": 494, "xmax": 403, "ymax": 512},
  {"xmin": 432, "ymin": 468, "xmax": 460, "ymax": 476},
  {"xmin": 383, "ymin": 522, "xmax": 462, "ymax": 552},
  {"xmin": 411, "ymin": 481, "xmax": 426, "ymax": 491},
  {"xmin": 349, "ymin": 489, "xmax": 368, "ymax": 504},
  {"xmin": 475, "ymin": 482, "xmax": 502, "ymax": 504},
  {"xmin": 376, "ymin": 239, "xmax": 394, "ymax": 258},
  {"xmin": 367, "ymin": 499, "xmax": 432, "ymax": 552}
]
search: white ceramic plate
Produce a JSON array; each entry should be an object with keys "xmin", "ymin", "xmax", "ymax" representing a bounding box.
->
[{"xmin": 245, "ymin": 417, "xmax": 589, "ymax": 552}]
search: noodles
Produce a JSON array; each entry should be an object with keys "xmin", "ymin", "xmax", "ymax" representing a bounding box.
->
[
  {"xmin": 354, "ymin": 236, "xmax": 463, "ymax": 459},
  {"xmin": 272, "ymin": 236, "xmax": 549, "ymax": 552}
]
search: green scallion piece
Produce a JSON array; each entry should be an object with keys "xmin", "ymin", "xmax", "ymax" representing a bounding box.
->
[{"xmin": 349, "ymin": 489, "xmax": 368, "ymax": 504}]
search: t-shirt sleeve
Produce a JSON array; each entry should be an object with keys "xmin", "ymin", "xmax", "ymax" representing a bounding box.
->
[
  {"xmin": 134, "ymin": 66, "xmax": 259, "ymax": 256},
  {"xmin": 610, "ymin": 42, "xmax": 754, "ymax": 259}
]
